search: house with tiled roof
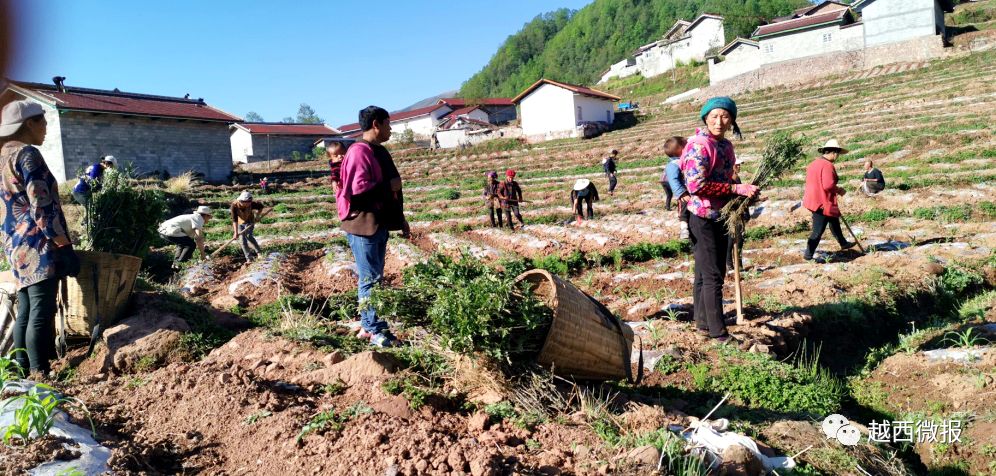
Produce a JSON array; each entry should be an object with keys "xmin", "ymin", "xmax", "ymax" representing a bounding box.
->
[
  {"xmin": 512, "ymin": 79, "xmax": 620, "ymax": 142},
  {"xmin": 229, "ymin": 122, "xmax": 339, "ymax": 164},
  {"xmin": 599, "ymin": 14, "xmax": 725, "ymax": 83},
  {"xmin": 436, "ymin": 98, "xmax": 517, "ymax": 125},
  {"xmin": 0, "ymin": 77, "xmax": 241, "ymax": 182},
  {"xmin": 336, "ymin": 103, "xmax": 453, "ymax": 143},
  {"xmin": 706, "ymin": 0, "xmax": 955, "ymax": 88}
]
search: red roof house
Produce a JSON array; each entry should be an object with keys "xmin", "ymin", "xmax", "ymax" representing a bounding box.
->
[{"xmin": 230, "ymin": 122, "xmax": 340, "ymax": 164}]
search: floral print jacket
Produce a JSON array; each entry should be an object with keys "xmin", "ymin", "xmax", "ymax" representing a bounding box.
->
[
  {"xmin": 0, "ymin": 141, "xmax": 71, "ymax": 290},
  {"xmin": 679, "ymin": 128, "xmax": 736, "ymax": 221}
]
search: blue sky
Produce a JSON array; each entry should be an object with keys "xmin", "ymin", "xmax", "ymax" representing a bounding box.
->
[{"xmin": 9, "ymin": 0, "xmax": 592, "ymax": 128}]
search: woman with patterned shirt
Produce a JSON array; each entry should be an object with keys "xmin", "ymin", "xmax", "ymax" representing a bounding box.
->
[
  {"xmin": 0, "ymin": 100, "xmax": 79, "ymax": 376},
  {"xmin": 680, "ymin": 97, "xmax": 758, "ymax": 341}
]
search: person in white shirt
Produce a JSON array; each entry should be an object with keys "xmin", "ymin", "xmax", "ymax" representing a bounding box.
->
[{"xmin": 158, "ymin": 206, "xmax": 213, "ymax": 269}]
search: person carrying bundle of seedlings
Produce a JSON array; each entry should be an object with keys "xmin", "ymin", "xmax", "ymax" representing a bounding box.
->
[
  {"xmin": 158, "ymin": 206, "xmax": 213, "ymax": 269},
  {"xmin": 570, "ymin": 178, "xmax": 600, "ymax": 224},
  {"xmin": 71, "ymin": 154, "xmax": 116, "ymax": 206},
  {"xmin": 497, "ymin": 169, "xmax": 525, "ymax": 230},
  {"xmin": 802, "ymin": 139, "xmax": 856, "ymax": 260},
  {"xmin": 482, "ymin": 171, "xmax": 503, "ymax": 228},
  {"xmin": 230, "ymin": 191, "xmax": 265, "ymax": 262},
  {"xmin": 681, "ymin": 97, "xmax": 759, "ymax": 342},
  {"xmin": 602, "ymin": 149, "xmax": 619, "ymax": 196},
  {"xmin": 663, "ymin": 136, "xmax": 690, "ymax": 239}
]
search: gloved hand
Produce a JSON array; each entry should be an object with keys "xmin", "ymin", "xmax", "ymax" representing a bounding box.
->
[
  {"xmin": 732, "ymin": 183, "xmax": 759, "ymax": 198},
  {"xmin": 56, "ymin": 245, "xmax": 81, "ymax": 278}
]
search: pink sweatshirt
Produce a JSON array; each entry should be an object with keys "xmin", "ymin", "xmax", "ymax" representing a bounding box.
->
[{"xmin": 336, "ymin": 142, "xmax": 383, "ymax": 220}]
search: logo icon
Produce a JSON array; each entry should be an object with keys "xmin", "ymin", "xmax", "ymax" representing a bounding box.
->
[
  {"xmin": 822, "ymin": 415, "xmax": 861, "ymax": 446},
  {"xmin": 821, "ymin": 414, "xmax": 849, "ymax": 439},
  {"xmin": 836, "ymin": 424, "xmax": 861, "ymax": 446}
]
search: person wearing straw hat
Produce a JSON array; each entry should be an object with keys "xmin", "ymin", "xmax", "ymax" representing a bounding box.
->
[
  {"xmin": 482, "ymin": 171, "xmax": 503, "ymax": 228},
  {"xmin": 158, "ymin": 206, "xmax": 213, "ymax": 268},
  {"xmin": 681, "ymin": 96, "xmax": 758, "ymax": 342},
  {"xmin": 71, "ymin": 155, "xmax": 116, "ymax": 206},
  {"xmin": 230, "ymin": 191, "xmax": 266, "ymax": 262},
  {"xmin": 802, "ymin": 139, "xmax": 856, "ymax": 260},
  {"xmin": 570, "ymin": 178, "xmax": 600, "ymax": 224},
  {"xmin": 0, "ymin": 99, "xmax": 79, "ymax": 377}
]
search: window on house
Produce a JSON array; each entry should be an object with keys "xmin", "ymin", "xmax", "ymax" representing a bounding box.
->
[
  {"xmin": 763, "ymin": 44, "xmax": 773, "ymax": 53},
  {"xmin": 823, "ymin": 33, "xmax": 832, "ymax": 43}
]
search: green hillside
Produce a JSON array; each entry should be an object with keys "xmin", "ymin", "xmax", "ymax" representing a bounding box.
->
[{"xmin": 459, "ymin": 0, "xmax": 811, "ymax": 98}]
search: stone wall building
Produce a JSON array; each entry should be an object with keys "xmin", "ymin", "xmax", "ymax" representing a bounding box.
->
[
  {"xmin": 0, "ymin": 78, "xmax": 240, "ymax": 182},
  {"xmin": 230, "ymin": 122, "xmax": 339, "ymax": 164}
]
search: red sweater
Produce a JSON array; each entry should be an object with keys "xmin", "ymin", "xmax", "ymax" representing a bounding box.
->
[{"xmin": 803, "ymin": 157, "xmax": 842, "ymax": 217}]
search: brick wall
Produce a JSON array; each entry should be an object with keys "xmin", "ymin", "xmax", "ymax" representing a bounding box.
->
[
  {"xmin": 699, "ymin": 35, "xmax": 945, "ymax": 98},
  {"xmin": 59, "ymin": 112, "xmax": 234, "ymax": 182},
  {"xmin": 248, "ymin": 135, "xmax": 322, "ymax": 163}
]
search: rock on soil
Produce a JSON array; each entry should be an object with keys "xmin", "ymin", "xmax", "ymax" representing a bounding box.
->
[
  {"xmin": 81, "ymin": 307, "xmax": 190, "ymax": 374},
  {"xmin": 720, "ymin": 444, "xmax": 763, "ymax": 476}
]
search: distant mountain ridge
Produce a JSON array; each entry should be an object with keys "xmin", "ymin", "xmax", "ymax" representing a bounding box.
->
[{"xmin": 459, "ymin": 0, "xmax": 812, "ymax": 98}]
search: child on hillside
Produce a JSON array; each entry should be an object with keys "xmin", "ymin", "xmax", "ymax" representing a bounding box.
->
[{"xmin": 663, "ymin": 136, "xmax": 690, "ymax": 239}]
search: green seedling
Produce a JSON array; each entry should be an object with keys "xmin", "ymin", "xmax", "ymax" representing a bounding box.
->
[
  {"xmin": 244, "ymin": 410, "xmax": 272, "ymax": 426},
  {"xmin": 3, "ymin": 384, "xmax": 94, "ymax": 445},
  {"xmin": 942, "ymin": 328, "xmax": 989, "ymax": 349},
  {"xmin": 0, "ymin": 349, "xmax": 25, "ymax": 390},
  {"xmin": 296, "ymin": 403, "xmax": 371, "ymax": 443}
]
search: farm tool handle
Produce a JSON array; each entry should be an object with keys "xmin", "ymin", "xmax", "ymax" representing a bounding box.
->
[
  {"xmin": 840, "ymin": 214, "xmax": 865, "ymax": 253},
  {"xmin": 85, "ymin": 264, "xmax": 103, "ymax": 358},
  {"xmin": 586, "ymin": 293, "xmax": 643, "ymax": 385},
  {"xmin": 208, "ymin": 207, "xmax": 273, "ymax": 259},
  {"xmin": 733, "ymin": 229, "xmax": 744, "ymax": 326}
]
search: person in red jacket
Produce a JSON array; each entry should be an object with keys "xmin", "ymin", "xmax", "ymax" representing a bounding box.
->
[{"xmin": 802, "ymin": 139, "xmax": 856, "ymax": 260}]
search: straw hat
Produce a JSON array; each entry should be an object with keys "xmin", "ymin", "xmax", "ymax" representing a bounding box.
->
[
  {"xmin": 573, "ymin": 179, "xmax": 591, "ymax": 191},
  {"xmin": 238, "ymin": 191, "xmax": 252, "ymax": 202},
  {"xmin": 735, "ymin": 157, "xmax": 745, "ymax": 165},
  {"xmin": 0, "ymin": 100, "xmax": 45, "ymax": 137},
  {"xmin": 818, "ymin": 139, "xmax": 849, "ymax": 154},
  {"xmin": 195, "ymin": 206, "xmax": 213, "ymax": 216}
]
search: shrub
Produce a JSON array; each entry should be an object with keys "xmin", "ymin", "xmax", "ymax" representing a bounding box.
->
[
  {"xmin": 443, "ymin": 189, "xmax": 461, "ymax": 200},
  {"xmin": 81, "ymin": 168, "xmax": 168, "ymax": 258}
]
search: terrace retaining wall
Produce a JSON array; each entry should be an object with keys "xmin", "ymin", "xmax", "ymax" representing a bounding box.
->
[{"xmin": 699, "ymin": 35, "xmax": 946, "ymax": 99}]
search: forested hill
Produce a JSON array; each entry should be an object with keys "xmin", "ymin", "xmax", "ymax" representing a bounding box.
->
[{"xmin": 459, "ymin": 0, "xmax": 811, "ymax": 98}]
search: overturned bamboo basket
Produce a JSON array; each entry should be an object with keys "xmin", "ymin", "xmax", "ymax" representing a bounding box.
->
[
  {"xmin": 515, "ymin": 269, "xmax": 638, "ymax": 382},
  {"xmin": 56, "ymin": 251, "xmax": 142, "ymax": 338}
]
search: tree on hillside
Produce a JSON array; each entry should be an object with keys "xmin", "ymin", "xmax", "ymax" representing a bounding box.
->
[
  {"xmin": 244, "ymin": 111, "xmax": 264, "ymax": 122},
  {"xmin": 296, "ymin": 103, "xmax": 323, "ymax": 124},
  {"xmin": 459, "ymin": 0, "xmax": 810, "ymax": 97}
]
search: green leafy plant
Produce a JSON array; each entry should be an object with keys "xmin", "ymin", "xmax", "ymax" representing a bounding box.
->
[
  {"xmin": 721, "ymin": 132, "xmax": 805, "ymax": 237},
  {"xmin": 81, "ymin": 167, "xmax": 168, "ymax": 258},
  {"xmin": 296, "ymin": 403, "xmax": 372, "ymax": 443},
  {"xmin": 941, "ymin": 328, "xmax": 989, "ymax": 349},
  {"xmin": 0, "ymin": 350, "xmax": 25, "ymax": 390},
  {"xmin": 2, "ymin": 384, "xmax": 94, "ymax": 445},
  {"xmin": 244, "ymin": 410, "xmax": 272, "ymax": 426}
]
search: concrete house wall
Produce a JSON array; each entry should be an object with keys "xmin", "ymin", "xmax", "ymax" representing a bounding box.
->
[
  {"xmin": 518, "ymin": 83, "xmax": 577, "ymax": 138},
  {"xmin": 708, "ymin": 43, "xmax": 761, "ymax": 84},
  {"xmin": 230, "ymin": 128, "xmax": 253, "ymax": 164},
  {"xmin": 574, "ymin": 94, "xmax": 615, "ymax": 125},
  {"xmin": 58, "ymin": 112, "xmax": 233, "ymax": 182},
  {"xmin": 391, "ymin": 107, "xmax": 452, "ymax": 140},
  {"xmin": 247, "ymin": 135, "xmax": 322, "ymax": 163},
  {"xmin": 859, "ymin": 0, "xmax": 946, "ymax": 47},
  {"xmin": 758, "ymin": 22, "xmax": 864, "ymax": 64}
]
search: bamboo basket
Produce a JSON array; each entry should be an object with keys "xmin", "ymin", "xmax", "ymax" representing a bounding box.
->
[
  {"xmin": 56, "ymin": 251, "xmax": 142, "ymax": 337},
  {"xmin": 515, "ymin": 269, "xmax": 636, "ymax": 381}
]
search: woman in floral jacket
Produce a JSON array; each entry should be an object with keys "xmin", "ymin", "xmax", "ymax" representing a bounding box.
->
[
  {"xmin": 0, "ymin": 100, "xmax": 79, "ymax": 376},
  {"xmin": 680, "ymin": 97, "xmax": 758, "ymax": 341}
]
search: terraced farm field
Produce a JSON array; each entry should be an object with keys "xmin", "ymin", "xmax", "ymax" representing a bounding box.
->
[{"xmin": 7, "ymin": 50, "xmax": 994, "ymax": 475}]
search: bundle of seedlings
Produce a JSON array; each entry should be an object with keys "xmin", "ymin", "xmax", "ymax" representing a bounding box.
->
[
  {"xmin": 368, "ymin": 253, "xmax": 553, "ymax": 367},
  {"xmin": 80, "ymin": 167, "xmax": 168, "ymax": 258},
  {"xmin": 719, "ymin": 131, "xmax": 806, "ymax": 236}
]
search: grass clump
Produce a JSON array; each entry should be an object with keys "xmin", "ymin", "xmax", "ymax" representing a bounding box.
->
[
  {"xmin": 369, "ymin": 254, "xmax": 553, "ymax": 365},
  {"xmin": 698, "ymin": 346, "xmax": 844, "ymax": 416},
  {"xmin": 155, "ymin": 292, "xmax": 235, "ymax": 359},
  {"xmin": 296, "ymin": 403, "xmax": 372, "ymax": 444}
]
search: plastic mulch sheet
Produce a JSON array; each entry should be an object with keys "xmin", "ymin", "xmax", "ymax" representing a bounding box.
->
[{"xmin": 228, "ymin": 252, "xmax": 287, "ymax": 295}]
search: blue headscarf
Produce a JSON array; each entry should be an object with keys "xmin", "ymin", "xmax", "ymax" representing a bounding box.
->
[{"xmin": 700, "ymin": 96, "xmax": 741, "ymax": 139}]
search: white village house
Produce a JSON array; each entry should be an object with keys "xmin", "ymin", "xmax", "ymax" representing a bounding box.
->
[
  {"xmin": 599, "ymin": 14, "xmax": 726, "ymax": 83},
  {"xmin": 229, "ymin": 123, "xmax": 339, "ymax": 164},
  {"xmin": 707, "ymin": 0, "xmax": 955, "ymax": 87},
  {"xmin": 0, "ymin": 77, "xmax": 240, "ymax": 182},
  {"xmin": 437, "ymin": 98, "xmax": 517, "ymax": 125},
  {"xmin": 338, "ymin": 103, "xmax": 453, "ymax": 142},
  {"xmin": 512, "ymin": 79, "xmax": 620, "ymax": 143}
]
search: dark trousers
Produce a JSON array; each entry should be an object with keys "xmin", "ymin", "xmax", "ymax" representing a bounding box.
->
[
  {"xmin": 487, "ymin": 204, "xmax": 503, "ymax": 227},
  {"xmin": 504, "ymin": 205, "xmax": 524, "ymax": 229},
  {"xmin": 806, "ymin": 211, "xmax": 847, "ymax": 257},
  {"xmin": 661, "ymin": 182, "xmax": 674, "ymax": 210},
  {"xmin": 726, "ymin": 223, "xmax": 745, "ymax": 269},
  {"xmin": 689, "ymin": 215, "xmax": 729, "ymax": 338},
  {"xmin": 574, "ymin": 197, "xmax": 594, "ymax": 219},
  {"xmin": 239, "ymin": 224, "xmax": 261, "ymax": 260},
  {"xmin": 607, "ymin": 174, "xmax": 618, "ymax": 194},
  {"xmin": 162, "ymin": 233, "xmax": 197, "ymax": 264},
  {"xmin": 13, "ymin": 278, "xmax": 58, "ymax": 374}
]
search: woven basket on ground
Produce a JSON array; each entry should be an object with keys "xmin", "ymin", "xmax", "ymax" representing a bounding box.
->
[
  {"xmin": 56, "ymin": 251, "xmax": 142, "ymax": 338},
  {"xmin": 515, "ymin": 269, "xmax": 636, "ymax": 381}
]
